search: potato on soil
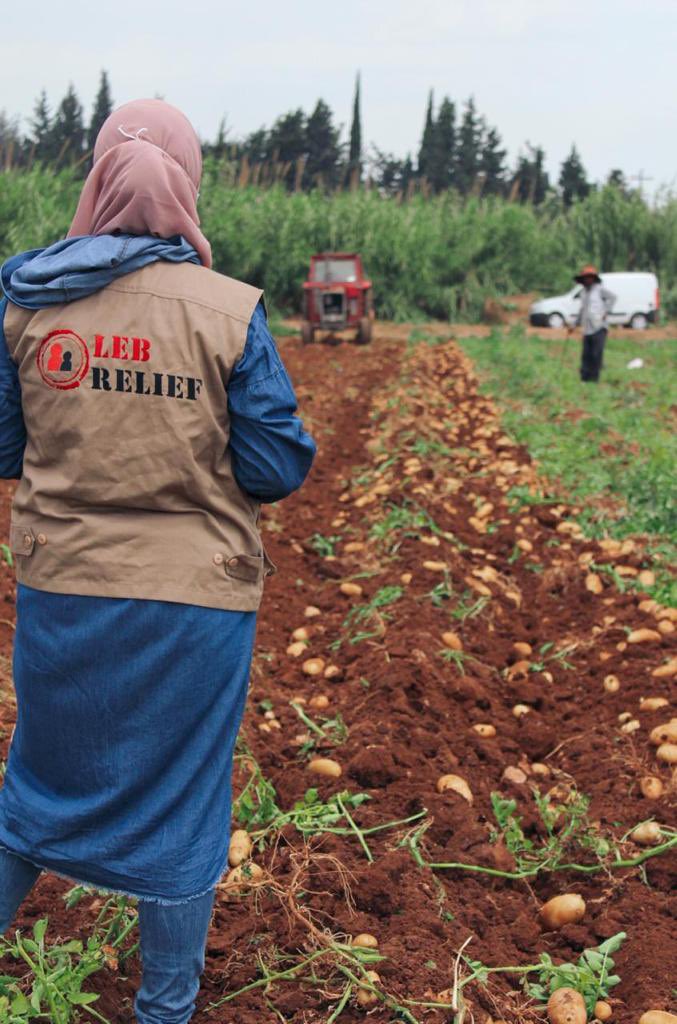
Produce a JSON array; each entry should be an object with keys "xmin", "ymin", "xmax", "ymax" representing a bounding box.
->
[
  {"xmin": 292, "ymin": 626, "xmax": 310, "ymax": 642},
  {"xmin": 639, "ymin": 1013, "xmax": 677, "ymax": 1024},
  {"xmin": 631, "ymin": 821, "xmax": 662, "ymax": 845},
  {"xmin": 540, "ymin": 893, "xmax": 586, "ymax": 930},
  {"xmin": 547, "ymin": 987, "xmax": 587, "ymax": 1024},
  {"xmin": 652, "ymin": 659, "xmax": 677, "ymax": 678},
  {"xmin": 594, "ymin": 1001, "xmax": 613, "ymax": 1021},
  {"xmin": 287, "ymin": 641, "xmax": 307, "ymax": 658},
  {"xmin": 649, "ymin": 720, "xmax": 677, "ymax": 745},
  {"xmin": 302, "ymin": 657, "xmax": 325, "ymax": 676},
  {"xmin": 356, "ymin": 970, "xmax": 381, "ymax": 1006},
  {"xmin": 309, "ymin": 694, "xmax": 329, "ymax": 710},
  {"xmin": 228, "ymin": 829, "xmax": 253, "ymax": 867},
  {"xmin": 308, "ymin": 757, "xmax": 342, "ymax": 778},
  {"xmin": 513, "ymin": 641, "xmax": 533, "ymax": 656},
  {"xmin": 603, "ymin": 675, "xmax": 620, "ymax": 693},
  {"xmin": 436, "ymin": 773, "xmax": 473, "ymax": 803},
  {"xmin": 442, "ymin": 631, "xmax": 463, "ymax": 650},
  {"xmin": 223, "ymin": 862, "xmax": 263, "ymax": 890},
  {"xmin": 473, "ymin": 723, "xmax": 496, "ymax": 737},
  {"xmin": 512, "ymin": 703, "xmax": 531, "ymax": 718},
  {"xmin": 304, "ymin": 605, "xmax": 322, "ymax": 618},
  {"xmin": 423, "ymin": 560, "xmax": 448, "ymax": 571},
  {"xmin": 340, "ymin": 581, "xmax": 363, "ymax": 597},
  {"xmin": 586, "ymin": 573, "xmax": 604, "ymax": 594},
  {"xmin": 352, "ymin": 932, "xmax": 379, "ymax": 948},
  {"xmin": 639, "ymin": 697, "xmax": 669, "ymax": 712},
  {"xmin": 628, "ymin": 628, "xmax": 661, "ymax": 644},
  {"xmin": 639, "ymin": 775, "xmax": 663, "ymax": 799},
  {"xmin": 656, "ymin": 742, "xmax": 677, "ymax": 764}
]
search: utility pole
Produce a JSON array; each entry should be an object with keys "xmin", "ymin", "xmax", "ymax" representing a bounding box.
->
[{"xmin": 630, "ymin": 169, "xmax": 653, "ymax": 196}]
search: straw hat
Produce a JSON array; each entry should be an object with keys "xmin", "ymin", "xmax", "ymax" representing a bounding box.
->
[{"xmin": 574, "ymin": 264, "xmax": 601, "ymax": 284}]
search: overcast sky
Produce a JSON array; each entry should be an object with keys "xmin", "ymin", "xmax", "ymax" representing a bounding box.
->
[{"xmin": 2, "ymin": 0, "xmax": 675, "ymax": 190}]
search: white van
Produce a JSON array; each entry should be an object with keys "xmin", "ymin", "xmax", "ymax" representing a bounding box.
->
[{"xmin": 529, "ymin": 272, "xmax": 660, "ymax": 330}]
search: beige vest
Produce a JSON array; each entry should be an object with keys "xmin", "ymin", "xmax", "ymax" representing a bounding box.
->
[{"xmin": 4, "ymin": 261, "xmax": 274, "ymax": 612}]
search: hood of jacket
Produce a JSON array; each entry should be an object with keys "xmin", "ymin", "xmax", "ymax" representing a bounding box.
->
[{"xmin": 1, "ymin": 233, "xmax": 200, "ymax": 310}]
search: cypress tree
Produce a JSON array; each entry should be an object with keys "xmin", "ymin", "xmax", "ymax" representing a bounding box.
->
[
  {"xmin": 348, "ymin": 73, "xmax": 362, "ymax": 180},
  {"xmin": 88, "ymin": 70, "xmax": 113, "ymax": 151}
]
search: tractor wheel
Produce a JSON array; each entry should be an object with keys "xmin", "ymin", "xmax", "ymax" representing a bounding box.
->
[
  {"xmin": 356, "ymin": 317, "xmax": 372, "ymax": 345},
  {"xmin": 301, "ymin": 321, "xmax": 315, "ymax": 345}
]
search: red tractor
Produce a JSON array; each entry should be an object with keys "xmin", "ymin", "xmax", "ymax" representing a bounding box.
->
[{"xmin": 301, "ymin": 252, "xmax": 373, "ymax": 345}]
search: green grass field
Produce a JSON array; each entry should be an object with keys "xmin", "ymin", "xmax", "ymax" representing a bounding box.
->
[{"xmin": 458, "ymin": 328, "xmax": 676, "ymax": 599}]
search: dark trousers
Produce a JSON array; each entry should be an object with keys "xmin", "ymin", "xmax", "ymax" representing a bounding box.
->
[{"xmin": 580, "ymin": 328, "xmax": 607, "ymax": 381}]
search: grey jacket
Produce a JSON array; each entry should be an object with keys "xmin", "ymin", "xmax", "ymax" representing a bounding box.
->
[{"xmin": 576, "ymin": 283, "xmax": 616, "ymax": 334}]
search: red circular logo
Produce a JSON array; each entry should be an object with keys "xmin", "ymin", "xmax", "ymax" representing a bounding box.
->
[{"xmin": 36, "ymin": 329, "xmax": 90, "ymax": 390}]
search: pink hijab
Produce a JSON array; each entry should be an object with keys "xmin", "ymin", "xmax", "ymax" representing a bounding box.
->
[{"xmin": 69, "ymin": 98, "xmax": 211, "ymax": 267}]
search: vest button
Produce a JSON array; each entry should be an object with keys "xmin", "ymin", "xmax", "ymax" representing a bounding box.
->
[
  {"xmin": 228, "ymin": 557, "xmax": 239, "ymax": 567},
  {"xmin": 213, "ymin": 553, "xmax": 224, "ymax": 565},
  {"xmin": 23, "ymin": 534, "xmax": 32, "ymax": 548},
  {"xmin": 37, "ymin": 533, "xmax": 47, "ymax": 546}
]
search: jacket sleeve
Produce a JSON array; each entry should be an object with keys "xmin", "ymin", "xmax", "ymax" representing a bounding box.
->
[
  {"xmin": 0, "ymin": 298, "xmax": 26, "ymax": 479},
  {"xmin": 602, "ymin": 287, "xmax": 617, "ymax": 313},
  {"xmin": 227, "ymin": 302, "xmax": 316, "ymax": 502}
]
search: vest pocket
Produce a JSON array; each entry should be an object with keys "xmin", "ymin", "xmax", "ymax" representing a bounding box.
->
[
  {"xmin": 9, "ymin": 523, "xmax": 35, "ymax": 558},
  {"xmin": 224, "ymin": 553, "xmax": 264, "ymax": 583}
]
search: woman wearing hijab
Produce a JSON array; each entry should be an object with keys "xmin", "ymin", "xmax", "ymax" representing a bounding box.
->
[{"xmin": 0, "ymin": 99, "xmax": 315, "ymax": 1023}]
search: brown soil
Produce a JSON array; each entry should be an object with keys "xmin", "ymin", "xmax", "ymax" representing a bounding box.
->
[{"xmin": 0, "ymin": 325, "xmax": 675, "ymax": 1024}]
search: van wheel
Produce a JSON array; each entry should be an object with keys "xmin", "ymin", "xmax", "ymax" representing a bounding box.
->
[
  {"xmin": 630, "ymin": 313, "xmax": 648, "ymax": 330},
  {"xmin": 548, "ymin": 312, "xmax": 565, "ymax": 329}
]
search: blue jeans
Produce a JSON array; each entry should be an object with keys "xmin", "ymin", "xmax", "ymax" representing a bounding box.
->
[{"xmin": 0, "ymin": 847, "xmax": 214, "ymax": 1023}]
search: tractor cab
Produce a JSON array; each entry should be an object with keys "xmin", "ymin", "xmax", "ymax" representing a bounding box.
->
[{"xmin": 301, "ymin": 253, "xmax": 373, "ymax": 344}]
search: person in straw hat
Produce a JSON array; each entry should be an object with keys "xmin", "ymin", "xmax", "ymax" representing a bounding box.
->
[
  {"xmin": 0, "ymin": 99, "xmax": 315, "ymax": 1022},
  {"xmin": 568, "ymin": 264, "xmax": 616, "ymax": 382}
]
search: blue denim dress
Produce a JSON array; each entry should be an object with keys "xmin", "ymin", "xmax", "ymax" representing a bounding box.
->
[{"xmin": 0, "ymin": 237, "xmax": 315, "ymax": 903}]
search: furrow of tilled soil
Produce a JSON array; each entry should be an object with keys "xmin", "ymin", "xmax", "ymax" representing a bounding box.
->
[{"xmin": 0, "ymin": 326, "xmax": 674, "ymax": 1023}]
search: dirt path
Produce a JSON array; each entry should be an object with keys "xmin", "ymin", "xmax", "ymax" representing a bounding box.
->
[{"xmin": 0, "ymin": 328, "xmax": 674, "ymax": 1023}]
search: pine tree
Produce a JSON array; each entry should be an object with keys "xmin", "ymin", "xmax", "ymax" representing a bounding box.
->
[
  {"xmin": 244, "ymin": 127, "xmax": 269, "ymax": 165},
  {"xmin": 0, "ymin": 111, "xmax": 23, "ymax": 168},
  {"xmin": 417, "ymin": 90, "xmax": 435, "ymax": 179},
  {"xmin": 512, "ymin": 144, "xmax": 549, "ymax": 204},
  {"xmin": 30, "ymin": 89, "xmax": 54, "ymax": 163},
  {"xmin": 480, "ymin": 123, "xmax": 506, "ymax": 195},
  {"xmin": 559, "ymin": 144, "xmax": 589, "ymax": 206},
  {"xmin": 429, "ymin": 96, "xmax": 455, "ymax": 192},
  {"xmin": 267, "ymin": 109, "xmax": 307, "ymax": 188},
  {"xmin": 455, "ymin": 97, "xmax": 482, "ymax": 194},
  {"xmin": 371, "ymin": 148, "xmax": 414, "ymax": 195},
  {"xmin": 52, "ymin": 83, "xmax": 85, "ymax": 164},
  {"xmin": 88, "ymin": 70, "xmax": 113, "ymax": 151},
  {"xmin": 348, "ymin": 73, "xmax": 362, "ymax": 181},
  {"xmin": 305, "ymin": 99, "xmax": 341, "ymax": 188},
  {"xmin": 606, "ymin": 168, "xmax": 628, "ymax": 196}
]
